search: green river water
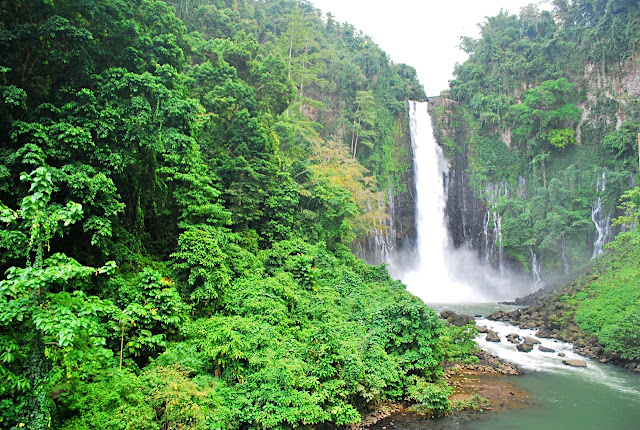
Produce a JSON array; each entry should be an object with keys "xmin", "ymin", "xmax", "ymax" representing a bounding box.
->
[{"xmin": 371, "ymin": 304, "xmax": 640, "ymax": 430}]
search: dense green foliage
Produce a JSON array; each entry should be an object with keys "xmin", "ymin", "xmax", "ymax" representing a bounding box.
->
[
  {"xmin": 559, "ymin": 224, "xmax": 640, "ymax": 361},
  {"xmin": 440, "ymin": 0, "xmax": 640, "ymax": 276},
  {"xmin": 0, "ymin": 1, "xmax": 462, "ymax": 428}
]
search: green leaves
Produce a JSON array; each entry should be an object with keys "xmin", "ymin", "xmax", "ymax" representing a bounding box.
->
[
  {"xmin": 506, "ymin": 78, "xmax": 582, "ymax": 149},
  {"xmin": 548, "ymin": 127, "xmax": 577, "ymax": 148},
  {"xmin": 613, "ymin": 187, "xmax": 640, "ymax": 227},
  {"xmin": 0, "ymin": 1, "xmax": 464, "ymax": 427},
  {"xmin": 171, "ymin": 226, "xmax": 234, "ymax": 307},
  {"xmin": 2, "ymin": 167, "xmax": 84, "ymax": 267},
  {"xmin": 602, "ymin": 122, "xmax": 640, "ymax": 168},
  {"xmin": 600, "ymin": 312, "xmax": 640, "ymax": 361},
  {"xmin": 115, "ymin": 269, "xmax": 188, "ymax": 360}
]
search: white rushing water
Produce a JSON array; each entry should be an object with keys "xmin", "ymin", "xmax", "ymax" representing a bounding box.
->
[
  {"xmin": 591, "ymin": 172, "xmax": 612, "ymax": 259},
  {"xmin": 476, "ymin": 318, "xmax": 640, "ymax": 397},
  {"xmin": 398, "ymin": 101, "xmax": 528, "ymax": 303},
  {"xmin": 401, "ymin": 101, "xmax": 475, "ymax": 302}
]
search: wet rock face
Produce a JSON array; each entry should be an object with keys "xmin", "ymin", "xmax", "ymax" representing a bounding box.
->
[
  {"xmin": 563, "ymin": 359, "xmax": 587, "ymax": 368},
  {"xmin": 445, "ymin": 153, "xmax": 487, "ymax": 253},
  {"xmin": 486, "ymin": 330, "xmax": 500, "ymax": 342},
  {"xmin": 355, "ymin": 113, "xmax": 416, "ymax": 265},
  {"xmin": 439, "ymin": 310, "xmax": 475, "ymax": 327},
  {"xmin": 517, "ymin": 343, "xmax": 533, "ymax": 353}
]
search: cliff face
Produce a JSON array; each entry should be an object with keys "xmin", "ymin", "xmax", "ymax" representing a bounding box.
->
[
  {"xmin": 427, "ymin": 57, "xmax": 640, "ymax": 283},
  {"xmin": 358, "ymin": 54, "xmax": 640, "ymax": 279},
  {"xmin": 428, "ymin": 97, "xmax": 510, "ymax": 272},
  {"xmin": 355, "ymin": 108, "xmax": 417, "ymax": 265}
]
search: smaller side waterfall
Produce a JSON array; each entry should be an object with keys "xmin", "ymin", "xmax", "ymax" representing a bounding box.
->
[
  {"xmin": 530, "ymin": 248, "xmax": 545, "ymax": 291},
  {"xmin": 493, "ymin": 210, "xmax": 504, "ymax": 274},
  {"xmin": 591, "ymin": 172, "xmax": 612, "ymax": 259},
  {"xmin": 482, "ymin": 210, "xmax": 491, "ymax": 264},
  {"xmin": 561, "ymin": 235, "xmax": 570, "ymax": 275}
]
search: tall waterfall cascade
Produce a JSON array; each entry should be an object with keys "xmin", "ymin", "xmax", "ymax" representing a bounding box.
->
[
  {"xmin": 591, "ymin": 172, "xmax": 613, "ymax": 259},
  {"xmin": 397, "ymin": 101, "xmax": 527, "ymax": 303},
  {"xmin": 392, "ymin": 101, "xmax": 529, "ymax": 303}
]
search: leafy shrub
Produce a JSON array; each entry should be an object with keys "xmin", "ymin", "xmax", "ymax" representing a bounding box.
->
[
  {"xmin": 407, "ymin": 376, "xmax": 452, "ymax": 417},
  {"xmin": 58, "ymin": 368, "xmax": 156, "ymax": 430},
  {"xmin": 599, "ymin": 312, "xmax": 640, "ymax": 361}
]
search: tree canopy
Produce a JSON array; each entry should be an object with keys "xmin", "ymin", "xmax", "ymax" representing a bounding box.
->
[{"xmin": 0, "ymin": 1, "xmax": 465, "ymax": 429}]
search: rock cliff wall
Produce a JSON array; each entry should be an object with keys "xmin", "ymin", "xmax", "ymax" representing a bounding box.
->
[{"xmin": 355, "ymin": 108, "xmax": 417, "ymax": 265}]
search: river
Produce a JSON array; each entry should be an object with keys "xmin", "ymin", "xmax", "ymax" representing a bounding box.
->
[
  {"xmin": 388, "ymin": 103, "xmax": 640, "ymax": 428},
  {"xmin": 371, "ymin": 303, "xmax": 640, "ymax": 430}
]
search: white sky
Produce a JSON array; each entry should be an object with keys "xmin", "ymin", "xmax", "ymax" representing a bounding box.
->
[{"xmin": 310, "ymin": 0, "xmax": 551, "ymax": 96}]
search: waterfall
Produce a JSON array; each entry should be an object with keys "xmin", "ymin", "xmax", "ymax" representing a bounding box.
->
[
  {"xmin": 561, "ymin": 235, "xmax": 570, "ymax": 275},
  {"xmin": 482, "ymin": 210, "xmax": 491, "ymax": 264},
  {"xmin": 398, "ymin": 101, "xmax": 528, "ymax": 303},
  {"xmin": 493, "ymin": 209, "xmax": 504, "ymax": 274},
  {"xmin": 591, "ymin": 172, "xmax": 612, "ymax": 259},
  {"xmin": 400, "ymin": 101, "xmax": 472, "ymax": 302},
  {"xmin": 530, "ymin": 247, "xmax": 545, "ymax": 291}
]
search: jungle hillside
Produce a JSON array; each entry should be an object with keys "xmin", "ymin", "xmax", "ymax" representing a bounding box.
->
[{"xmin": 0, "ymin": 1, "xmax": 469, "ymax": 429}]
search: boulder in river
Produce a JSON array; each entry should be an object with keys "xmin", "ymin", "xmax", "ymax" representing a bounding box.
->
[
  {"xmin": 507, "ymin": 333, "xmax": 521, "ymax": 344},
  {"xmin": 562, "ymin": 359, "xmax": 587, "ymax": 368},
  {"xmin": 535, "ymin": 327, "xmax": 552, "ymax": 338},
  {"xmin": 524, "ymin": 336, "xmax": 541, "ymax": 346},
  {"xmin": 507, "ymin": 310, "xmax": 522, "ymax": 321},
  {"xmin": 488, "ymin": 310, "xmax": 507, "ymax": 321},
  {"xmin": 538, "ymin": 345, "xmax": 555, "ymax": 353},
  {"xmin": 450, "ymin": 313, "xmax": 475, "ymax": 327},
  {"xmin": 558, "ymin": 352, "xmax": 566, "ymax": 357},
  {"xmin": 476, "ymin": 325, "xmax": 488, "ymax": 333},
  {"xmin": 517, "ymin": 342, "xmax": 534, "ymax": 353},
  {"xmin": 440, "ymin": 310, "xmax": 455, "ymax": 320},
  {"xmin": 486, "ymin": 330, "xmax": 500, "ymax": 342}
]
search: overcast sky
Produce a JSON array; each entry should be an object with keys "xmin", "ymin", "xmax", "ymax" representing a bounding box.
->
[{"xmin": 309, "ymin": 0, "xmax": 551, "ymax": 96}]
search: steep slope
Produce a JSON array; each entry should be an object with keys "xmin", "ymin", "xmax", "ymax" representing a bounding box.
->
[{"xmin": 0, "ymin": 1, "xmax": 468, "ymax": 429}]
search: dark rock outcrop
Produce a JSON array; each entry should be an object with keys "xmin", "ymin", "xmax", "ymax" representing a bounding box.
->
[
  {"xmin": 516, "ymin": 343, "xmax": 533, "ymax": 352},
  {"xmin": 477, "ymin": 325, "xmax": 488, "ymax": 333},
  {"xmin": 562, "ymin": 359, "xmax": 587, "ymax": 368},
  {"xmin": 486, "ymin": 330, "xmax": 500, "ymax": 342}
]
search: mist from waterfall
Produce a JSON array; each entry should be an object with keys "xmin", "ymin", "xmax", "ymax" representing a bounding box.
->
[{"xmin": 392, "ymin": 101, "xmax": 529, "ymax": 303}]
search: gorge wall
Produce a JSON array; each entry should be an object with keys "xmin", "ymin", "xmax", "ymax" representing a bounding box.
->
[
  {"xmin": 427, "ymin": 55, "xmax": 640, "ymax": 284},
  {"xmin": 355, "ymin": 107, "xmax": 417, "ymax": 265}
]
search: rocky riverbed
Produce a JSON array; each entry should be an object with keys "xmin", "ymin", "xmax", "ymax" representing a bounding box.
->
[{"xmin": 492, "ymin": 288, "xmax": 640, "ymax": 373}]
